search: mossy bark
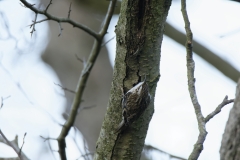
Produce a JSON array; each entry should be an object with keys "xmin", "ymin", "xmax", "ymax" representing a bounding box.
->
[{"xmin": 94, "ymin": 0, "xmax": 172, "ymax": 159}]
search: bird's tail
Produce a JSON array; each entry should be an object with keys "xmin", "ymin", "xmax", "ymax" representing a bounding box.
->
[{"xmin": 115, "ymin": 120, "xmax": 128, "ymax": 133}]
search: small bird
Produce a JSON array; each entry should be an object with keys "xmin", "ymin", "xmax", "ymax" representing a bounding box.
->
[{"xmin": 116, "ymin": 78, "xmax": 151, "ymax": 133}]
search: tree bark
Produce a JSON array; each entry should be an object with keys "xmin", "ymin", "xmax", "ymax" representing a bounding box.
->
[
  {"xmin": 94, "ymin": 0, "xmax": 172, "ymax": 159},
  {"xmin": 220, "ymin": 79, "xmax": 240, "ymax": 160}
]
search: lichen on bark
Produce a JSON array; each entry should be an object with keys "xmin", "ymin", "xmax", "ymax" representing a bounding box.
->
[{"xmin": 94, "ymin": 0, "xmax": 172, "ymax": 159}]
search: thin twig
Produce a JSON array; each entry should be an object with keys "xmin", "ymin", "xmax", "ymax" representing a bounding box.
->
[
  {"xmin": 181, "ymin": 0, "xmax": 234, "ymax": 160},
  {"xmin": 19, "ymin": 133, "xmax": 27, "ymax": 156},
  {"xmin": 63, "ymin": 104, "xmax": 95, "ymax": 119},
  {"xmin": 54, "ymin": 83, "xmax": 76, "ymax": 94},
  {"xmin": 75, "ymin": 54, "xmax": 84, "ymax": 63},
  {"xmin": 181, "ymin": 0, "xmax": 207, "ymax": 159},
  {"xmin": 78, "ymin": 105, "xmax": 96, "ymax": 113},
  {"xmin": 28, "ymin": 18, "xmax": 48, "ymax": 27},
  {"xmin": 1, "ymin": 96, "xmax": 11, "ymax": 108},
  {"xmin": 58, "ymin": 22, "xmax": 63, "ymax": 37},
  {"xmin": 46, "ymin": 136, "xmax": 58, "ymax": 160},
  {"xmin": 40, "ymin": 135, "xmax": 56, "ymax": 142},
  {"xmin": 56, "ymin": 0, "xmax": 117, "ymax": 159},
  {"xmin": 0, "ymin": 136, "xmax": 20, "ymax": 160},
  {"xmin": 45, "ymin": 0, "xmax": 53, "ymax": 13},
  {"xmin": 30, "ymin": 13, "xmax": 38, "ymax": 37},
  {"xmin": 19, "ymin": 0, "xmax": 99, "ymax": 39},
  {"xmin": 75, "ymin": 54, "xmax": 87, "ymax": 68},
  {"xmin": 205, "ymin": 96, "xmax": 234, "ymax": 123},
  {"xmin": 0, "ymin": 130, "xmax": 29, "ymax": 160},
  {"xmin": 67, "ymin": 2, "xmax": 72, "ymax": 19}
]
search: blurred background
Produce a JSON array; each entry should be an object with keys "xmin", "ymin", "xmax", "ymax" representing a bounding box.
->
[{"xmin": 0, "ymin": 0, "xmax": 239, "ymax": 159}]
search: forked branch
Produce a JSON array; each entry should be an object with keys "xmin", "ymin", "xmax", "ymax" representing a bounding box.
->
[
  {"xmin": 19, "ymin": 0, "xmax": 99, "ymax": 39},
  {"xmin": 181, "ymin": 0, "xmax": 234, "ymax": 160},
  {"xmin": 0, "ymin": 130, "xmax": 29, "ymax": 160},
  {"xmin": 19, "ymin": 0, "xmax": 117, "ymax": 159}
]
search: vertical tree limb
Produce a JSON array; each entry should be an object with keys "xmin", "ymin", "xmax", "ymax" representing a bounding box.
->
[
  {"xmin": 181, "ymin": 0, "xmax": 207, "ymax": 159},
  {"xmin": 94, "ymin": 0, "xmax": 172, "ymax": 159},
  {"xmin": 181, "ymin": 1, "xmax": 234, "ymax": 159},
  {"xmin": 0, "ymin": 131, "xmax": 29, "ymax": 160},
  {"xmin": 56, "ymin": 0, "xmax": 118, "ymax": 159}
]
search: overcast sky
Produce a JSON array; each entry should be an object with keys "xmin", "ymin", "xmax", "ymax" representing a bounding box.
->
[{"xmin": 0, "ymin": 0, "xmax": 240, "ymax": 159}]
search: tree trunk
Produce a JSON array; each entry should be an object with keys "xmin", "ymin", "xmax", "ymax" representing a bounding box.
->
[
  {"xmin": 94, "ymin": 0, "xmax": 172, "ymax": 159},
  {"xmin": 220, "ymin": 79, "xmax": 240, "ymax": 160}
]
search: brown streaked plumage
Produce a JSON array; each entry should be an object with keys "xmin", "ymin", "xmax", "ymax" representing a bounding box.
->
[{"xmin": 116, "ymin": 78, "xmax": 151, "ymax": 133}]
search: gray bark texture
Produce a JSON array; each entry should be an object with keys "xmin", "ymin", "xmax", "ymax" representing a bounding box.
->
[
  {"xmin": 94, "ymin": 0, "xmax": 172, "ymax": 159},
  {"xmin": 220, "ymin": 79, "xmax": 240, "ymax": 160}
]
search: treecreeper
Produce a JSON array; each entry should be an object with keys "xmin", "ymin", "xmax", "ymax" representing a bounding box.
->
[{"xmin": 116, "ymin": 77, "xmax": 151, "ymax": 133}]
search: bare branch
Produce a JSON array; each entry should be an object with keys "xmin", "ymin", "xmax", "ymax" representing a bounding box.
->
[
  {"xmin": 0, "ymin": 130, "xmax": 29, "ymax": 160},
  {"xmin": 63, "ymin": 104, "xmax": 96, "ymax": 119},
  {"xmin": 181, "ymin": 1, "xmax": 234, "ymax": 160},
  {"xmin": 40, "ymin": 135, "xmax": 56, "ymax": 142},
  {"xmin": 78, "ymin": 105, "xmax": 96, "ymax": 113},
  {"xmin": 181, "ymin": 0, "xmax": 207, "ymax": 159},
  {"xmin": 45, "ymin": 0, "xmax": 53, "ymax": 13},
  {"xmin": 30, "ymin": 13, "xmax": 38, "ymax": 37},
  {"xmin": 20, "ymin": 2, "xmax": 35, "ymax": 8},
  {"xmin": 75, "ymin": 54, "xmax": 84, "ymax": 63},
  {"xmin": 75, "ymin": 54, "xmax": 88, "ymax": 69},
  {"xmin": 19, "ymin": 0, "xmax": 99, "ymax": 39},
  {"xmin": 1, "ymin": 96, "xmax": 10, "ymax": 108},
  {"xmin": 0, "ymin": 136, "xmax": 20, "ymax": 160},
  {"xmin": 58, "ymin": 22, "xmax": 63, "ymax": 37},
  {"xmin": 54, "ymin": 83, "xmax": 76, "ymax": 94},
  {"xmin": 205, "ymin": 96, "xmax": 234, "ymax": 123},
  {"xmin": 19, "ymin": 133, "xmax": 27, "ymax": 156},
  {"xmin": 46, "ymin": 137, "xmax": 58, "ymax": 160},
  {"xmin": 56, "ymin": 0, "xmax": 117, "ymax": 159},
  {"xmin": 67, "ymin": 2, "xmax": 72, "ymax": 19},
  {"xmin": 98, "ymin": 1, "xmax": 117, "ymax": 37},
  {"xmin": 28, "ymin": 18, "xmax": 48, "ymax": 27}
]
